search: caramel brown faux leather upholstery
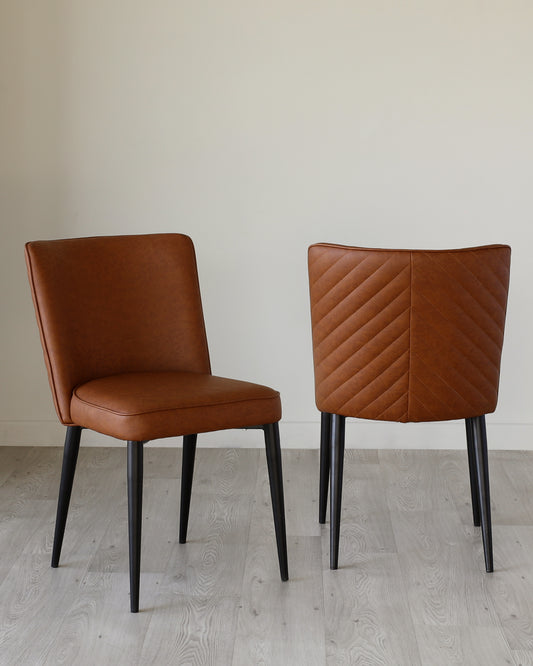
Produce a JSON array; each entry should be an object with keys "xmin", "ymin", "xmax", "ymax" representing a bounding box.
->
[
  {"xmin": 25, "ymin": 234, "xmax": 211, "ymax": 426},
  {"xmin": 308, "ymin": 242, "xmax": 511, "ymax": 574},
  {"xmin": 25, "ymin": 233, "xmax": 287, "ymax": 612},
  {"xmin": 309, "ymin": 244, "xmax": 511, "ymax": 422},
  {"xmin": 71, "ymin": 371, "xmax": 281, "ymax": 441}
]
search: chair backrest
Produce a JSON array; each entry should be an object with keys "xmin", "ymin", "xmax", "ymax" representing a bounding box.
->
[
  {"xmin": 26, "ymin": 234, "xmax": 211, "ymax": 425},
  {"xmin": 308, "ymin": 243, "xmax": 511, "ymax": 422}
]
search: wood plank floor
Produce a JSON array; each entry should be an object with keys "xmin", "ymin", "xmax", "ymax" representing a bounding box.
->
[{"xmin": 0, "ymin": 445, "xmax": 532, "ymax": 665}]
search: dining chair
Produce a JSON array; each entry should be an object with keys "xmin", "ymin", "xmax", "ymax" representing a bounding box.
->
[
  {"xmin": 25, "ymin": 233, "xmax": 288, "ymax": 612},
  {"xmin": 308, "ymin": 243, "xmax": 511, "ymax": 572}
]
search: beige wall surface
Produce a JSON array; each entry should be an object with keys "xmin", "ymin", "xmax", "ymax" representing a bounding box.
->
[{"xmin": 2, "ymin": 1, "xmax": 532, "ymax": 448}]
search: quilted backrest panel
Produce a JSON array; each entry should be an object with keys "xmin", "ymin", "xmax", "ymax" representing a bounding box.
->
[
  {"xmin": 308, "ymin": 243, "xmax": 511, "ymax": 422},
  {"xmin": 26, "ymin": 234, "xmax": 211, "ymax": 424}
]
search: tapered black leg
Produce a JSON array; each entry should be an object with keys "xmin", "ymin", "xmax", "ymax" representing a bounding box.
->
[
  {"xmin": 465, "ymin": 418, "xmax": 481, "ymax": 526},
  {"xmin": 472, "ymin": 415, "xmax": 493, "ymax": 573},
  {"xmin": 127, "ymin": 441, "xmax": 144, "ymax": 613},
  {"xmin": 330, "ymin": 414, "xmax": 346, "ymax": 570},
  {"xmin": 319, "ymin": 412, "xmax": 332, "ymax": 524},
  {"xmin": 51, "ymin": 426, "xmax": 82, "ymax": 568},
  {"xmin": 263, "ymin": 423, "xmax": 289, "ymax": 581},
  {"xmin": 179, "ymin": 434, "xmax": 197, "ymax": 544}
]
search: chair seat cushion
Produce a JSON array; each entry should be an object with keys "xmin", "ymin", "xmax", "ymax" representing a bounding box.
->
[{"xmin": 71, "ymin": 371, "xmax": 281, "ymax": 441}]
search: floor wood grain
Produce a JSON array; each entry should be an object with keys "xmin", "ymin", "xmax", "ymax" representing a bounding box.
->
[{"xmin": 0, "ymin": 445, "xmax": 532, "ymax": 665}]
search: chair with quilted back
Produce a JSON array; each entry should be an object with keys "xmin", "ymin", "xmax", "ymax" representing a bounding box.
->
[
  {"xmin": 26, "ymin": 233, "xmax": 288, "ymax": 612},
  {"xmin": 308, "ymin": 243, "xmax": 511, "ymax": 572}
]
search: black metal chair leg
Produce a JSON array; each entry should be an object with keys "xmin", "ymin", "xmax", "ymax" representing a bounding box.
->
[
  {"xmin": 319, "ymin": 412, "xmax": 331, "ymax": 524},
  {"xmin": 330, "ymin": 414, "xmax": 346, "ymax": 570},
  {"xmin": 465, "ymin": 418, "xmax": 481, "ymax": 526},
  {"xmin": 472, "ymin": 415, "xmax": 493, "ymax": 573},
  {"xmin": 263, "ymin": 422, "xmax": 289, "ymax": 581},
  {"xmin": 52, "ymin": 425, "xmax": 82, "ymax": 568},
  {"xmin": 179, "ymin": 434, "xmax": 197, "ymax": 544},
  {"xmin": 127, "ymin": 441, "xmax": 144, "ymax": 613}
]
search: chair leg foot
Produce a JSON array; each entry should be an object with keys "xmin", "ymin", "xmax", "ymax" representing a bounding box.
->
[
  {"xmin": 52, "ymin": 426, "xmax": 82, "ymax": 568},
  {"xmin": 127, "ymin": 441, "xmax": 144, "ymax": 612},
  {"xmin": 465, "ymin": 418, "xmax": 481, "ymax": 526},
  {"xmin": 472, "ymin": 415, "xmax": 493, "ymax": 573},
  {"xmin": 179, "ymin": 434, "xmax": 197, "ymax": 544},
  {"xmin": 330, "ymin": 414, "xmax": 346, "ymax": 570},
  {"xmin": 319, "ymin": 412, "xmax": 331, "ymax": 524},
  {"xmin": 263, "ymin": 423, "xmax": 289, "ymax": 581}
]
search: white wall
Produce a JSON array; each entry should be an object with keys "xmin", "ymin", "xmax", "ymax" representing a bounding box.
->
[{"xmin": 2, "ymin": 1, "xmax": 532, "ymax": 448}]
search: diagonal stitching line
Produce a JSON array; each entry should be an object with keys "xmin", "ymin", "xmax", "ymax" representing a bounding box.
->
[
  {"xmin": 417, "ymin": 289, "xmax": 503, "ymax": 351},
  {"xmin": 328, "ymin": 348, "xmax": 409, "ymax": 410},
  {"xmin": 451, "ymin": 248, "xmax": 509, "ymax": 293},
  {"xmin": 312, "ymin": 257, "xmax": 409, "ymax": 314},
  {"xmin": 315, "ymin": 296, "xmax": 410, "ymax": 366},
  {"xmin": 415, "ymin": 293, "xmax": 500, "ymax": 376},
  {"xmin": 412, "ymin": 313, "xmax": 497, "ymax": 390},
  {"xmin": 375, "ymin": 390, "xmax": 410, "ymax": 421},
  {"xmin": 411, "ymin": 370, "xmax": 477, "ymax": 414},
  {"xmin": 423, "ymin": 252, "xmax": 507, "ymax": 322},
  {"xmin": 313, "ymin": 267, "xmax": 410, "ymax": 343},
  {"xmin": 409, "ymin": 394, "xmax": 442, "ymax": 421},
  {"xmin": 411, "ymin": 351, "xmax": 490, "ymax": 410},
  {"xmin": 427, "ymin": 249, "xmax": 507, "ymax": 306},
  {"xmin": 344, "ymin": 371, "xmax": 409, "ymax": 418},
  {"xmin": 336, "ymin": 372, "xmax": 408, "ymax": 415},
  {"xmin": 376, "ymin": 396, "xmax": 409, "ymax": 421},
  {"xmin": 308, "ymin": 251, "xmax": 357, "ymax": 289},
  {"xmin": 316, "ymin": 312, "xmax": 409, "ymax": 380},
  {"xmin": 314, "ymin": 273, "xmax": 409, "ymax": 337},
  {"xmin": 309, "ymin": 252, "xmax": 376, "ymax": 291},
  {"xmin": 315, "ymin": 262, "xmax": 405, "ymax": 307}
]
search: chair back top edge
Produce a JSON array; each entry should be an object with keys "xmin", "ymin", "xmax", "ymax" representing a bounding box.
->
[{"xmin": 309, "ymin": 242, "xmax": 511, "ymax": 254}]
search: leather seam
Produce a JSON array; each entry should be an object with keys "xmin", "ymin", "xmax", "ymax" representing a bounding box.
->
[
  {"xmin": 26, "ymin": 249, "xmax": 68, "ymax": 424},
  {"xmin": 72, "ymin": 392, "xmax": 279, "ymax": 417}
]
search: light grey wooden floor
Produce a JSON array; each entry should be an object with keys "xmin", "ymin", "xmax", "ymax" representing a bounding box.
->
[{"xmin": 0, "ymin": 445, "xmax": 532, "ymax": 665}]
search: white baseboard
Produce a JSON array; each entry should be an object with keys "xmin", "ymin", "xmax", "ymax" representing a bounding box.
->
[{"xmin": 1, "ymin": 419, "xmax": 532, "ymax": 450}]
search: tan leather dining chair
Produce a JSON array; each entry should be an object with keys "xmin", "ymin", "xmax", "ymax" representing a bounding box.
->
[
  {"xmin": 308, "ymin": 243, "xmax": 511, "ymax": 572},
  {"xmin": 25, "ymin": 233, "xmax": 288, "ymax": 612}
]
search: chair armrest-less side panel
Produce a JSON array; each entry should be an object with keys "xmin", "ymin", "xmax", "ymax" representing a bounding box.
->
[
  {"xmin": 308, "ymin": 245, "xmax": 411, "ymax": 421},
  {"xmin": 409, "ymin": 246, "xmax": 511, "ymax": 421}
]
